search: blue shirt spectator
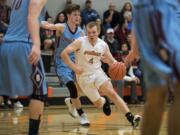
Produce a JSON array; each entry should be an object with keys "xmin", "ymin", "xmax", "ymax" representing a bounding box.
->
[{"xmin": 81, "ymin": 0, "xmax": 100, "ymax": 26}]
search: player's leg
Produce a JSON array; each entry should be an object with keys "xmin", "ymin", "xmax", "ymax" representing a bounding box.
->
[
  {"xmin": 141, "ymin": 86, "xmax": 167, "ymax": 135},
  {"xmin": 168, "ymin": 83, "xmax": 180, "ymax": 135},
  {"xmin": 29, "ymin": 98, "xmax": 44, "ymax": 135},
  {"xmin": 28, "ymin": 61, "xmax": 47, "ymax": 135},
  {"xmin": 99, "ymin": 80, "xmax": 141, "ymax": 128},
  {"xmin": 58, "ymin": 67, "xmax": 90, "ymax": 126}
]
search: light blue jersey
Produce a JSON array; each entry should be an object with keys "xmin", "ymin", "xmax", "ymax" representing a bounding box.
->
[
  {"xmin": 132, "ymin": 0, "xmax": 180, "ymax": 89},
  {"xmin": 55, "ymin": 23, "xmax": 83, "ymax": 84},
  {"xmin": 0, "ymin": 0, "xmax": 47, "ymax": 97},
  {"xmin": 4, "ymin": 0, "xmax": 46, "ymax": 43},
  {"xmin": 55, "ymin": 23, "xmax": 83, "ymax": 58}
]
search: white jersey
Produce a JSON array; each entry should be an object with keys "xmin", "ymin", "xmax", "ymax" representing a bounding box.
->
[{"xmin": 75, "ymin": 36, "xmax": 108, "ymax": 76}]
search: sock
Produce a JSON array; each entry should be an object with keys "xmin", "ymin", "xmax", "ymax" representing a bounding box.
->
[
  {"xmin": 77, "ymin": 108, "xmax": 84, "ymax": 116},
  {"xmin": 28, "ymin": 118, "xmax": 41, "ymax": 135},
  {"xmin": 125, "ymin": 112, "xmax": 134, "ymax": 123}
]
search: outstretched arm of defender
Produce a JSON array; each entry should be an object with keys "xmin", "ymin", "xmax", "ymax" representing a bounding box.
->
[
  {"xmin": 41, "ymin": 21, "xmax": 64, "ymax": 32},
  {"xmin": 61, "ymin": 39, "xmax": 83, "ymax": 75}
]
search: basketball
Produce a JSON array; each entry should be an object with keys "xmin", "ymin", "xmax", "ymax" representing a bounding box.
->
[{"xmin": 108, "ymin": 62, "xmax": 126, "ymax": 80}]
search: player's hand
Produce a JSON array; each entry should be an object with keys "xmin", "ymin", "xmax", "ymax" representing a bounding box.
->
[
  {"xmin": 74, "ymin": 66, "xmax": 84, "ymax": 75},
  {"xmin": 29, "ymin": 45, "xmax": 41, "ymax": 65}
]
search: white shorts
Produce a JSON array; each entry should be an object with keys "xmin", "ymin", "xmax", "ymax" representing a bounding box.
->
[{"xmin": 77, "ymin": 70, "xmax": 109, "ymax": 102}]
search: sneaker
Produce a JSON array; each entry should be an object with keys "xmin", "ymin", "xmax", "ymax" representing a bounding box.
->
[
  {"xmin": 132, "ymin": 115, "xmax": 142, "ymax": 128},
  {"xmin": 14, "ymin": 101, "xmax": 23, "ymax": 108},
  {"xmin": 65, "ymin": 98, "xmax": 78, "ymax": 118},
  {"xmin": 103, "ymin": 96, "xmax": 111, "ymax": 116},
  {"xmin": 79, "ymin": 113, "xmax": 90, "ymax": 126},
  {"xmin": 5, "ymin": 99, "xmax": 13, "ymax": 108}
]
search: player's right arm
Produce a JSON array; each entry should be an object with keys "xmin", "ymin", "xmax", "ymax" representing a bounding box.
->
[
  {"xmin": 61, "ymin": 39, "xmax": 83, "ymax": 75},
  {"xmin": 124, "ymin": 30, "xmax": 139, "ymax": 66},
  {"xmin": 41, "ymin": 21, "xmax": 64, "ymax": 32},
  {"xmin": 28, "ymin": 0, "xmax": 47, "ymax": 65}
]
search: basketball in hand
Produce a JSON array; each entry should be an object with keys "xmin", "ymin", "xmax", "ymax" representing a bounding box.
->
[{"xmin": 108, "ymin": 62, "xmax": 126, "ymax": 80}]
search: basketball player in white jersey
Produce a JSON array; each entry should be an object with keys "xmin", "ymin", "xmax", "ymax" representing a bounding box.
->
[{"xmin": 61, "ymin": 21, "xmax": 141, "ymax": 128}]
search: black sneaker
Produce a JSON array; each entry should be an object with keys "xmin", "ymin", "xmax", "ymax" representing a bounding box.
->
[
  {"xmin": 103, "ymin": 96, "xmax": 111, "ymax": 116},
  {"xmin": 132, "ymin": 115, "xmax": 142, "ymax": 128}
]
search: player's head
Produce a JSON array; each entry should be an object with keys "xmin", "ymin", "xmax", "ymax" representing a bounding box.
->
[
  {"xmin": 86, "ymin": 21, "xmax": 100, "ymax": 43},
  {"xmin": 65, "ymin": 3, "xmax": 80, "ymax": 25}
]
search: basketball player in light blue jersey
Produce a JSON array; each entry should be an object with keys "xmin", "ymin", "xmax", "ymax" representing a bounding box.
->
[
  {"xmin": 128, "ymin": 0, "xmax": 180, "ymax": 135},
  {"xmin": 41, "ymin": 4, "xmax": 90, "ymax": 126},
  {"xmin": 0, "ymin": 0, "xmax": 47, "ymax": 135}
]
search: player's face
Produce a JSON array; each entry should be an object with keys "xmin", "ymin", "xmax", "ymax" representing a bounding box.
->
[
  {"xmin": 68, "ymin": 10, "xmax": 80, "ymax": 25},
  {"xmin": 87, "ymin": 26, "xmax": 99, "ymax": 43}
]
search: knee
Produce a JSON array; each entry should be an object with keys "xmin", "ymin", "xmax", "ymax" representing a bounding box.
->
[{"xmin": 66, "ymin": 81, "xmax": 78, "ymax": 98}]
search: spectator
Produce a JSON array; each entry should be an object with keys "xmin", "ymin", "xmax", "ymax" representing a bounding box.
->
[
  {"xmin": 103, "ymin": 2, "xmax": 119, "ymax": 30},
  {"xmin": 0, "ymin": 0, "xmax": 11, "ymax": 25},
  {"xmin": 119, "ymin": 2, "xmax": 132, "ymax": 24},
  {"xmin": 104, "ymin": 28, "xmax": 120, "ymax": 59},
  {"xmin": 103, "ymin": 28, "xmax": 123, "ymax": 98},
  {"xmin": 54, "ymin": 11, "xmax": 66, "ymax": 24},
  {"xmin": 81, "ymin": 0, "xmax": 100, "ymax": 26},
  {"xmin": 114, "ymin": 18, "xmax": 129, "ymax": 47},
  {"xmin": 40, "ymin": 17, "xmax": 55, "ymax": 73},
  {"xmin": 120, "ymin": 43, "xmax": 140, "ymax": 104},
  {"xmin": 123, "ymin": 11, "xmax": 133, "ymax": 32}
]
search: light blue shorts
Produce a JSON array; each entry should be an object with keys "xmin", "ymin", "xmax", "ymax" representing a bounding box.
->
[
  {"xmin": 0, "ymin": 41, "xmax": 47, "ymax": 97},
  {"xmin": 133, "ymin": 1, "xmax": 180, "ymax": 89},
  {"xmin": 54, "ymin": 55, "xmax": 76, "ymax": 85}
]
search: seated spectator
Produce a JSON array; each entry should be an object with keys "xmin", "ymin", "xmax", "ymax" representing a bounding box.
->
[
  {"xmin": 103, "ymin": 2, "xmax": 119, "ymax": 30},
  {"xmin": 123, "ymin": 11, "xmax": 133, "ymax": 32},
  {"xmin": 54, "ymin": 11, "xmax": 66, "ymax": 24},
  {"xmin": 0, "ymin": 0, "xmax": 11, "ymax": 25},
  {"xmin": 114, "ymin": 18, "xmax": 129, "ymax": 46},
  {"xmin": 40, "ymin": 17, "xmax": 55, "ymax": 73},
  {"xmin": 120, "ymin": 43, "xmax": 140, "ymax": 104},
  {"xmin": 119, "ymin": 2, "xmax": 132, "ymax": 25},
  {"xmin": 104, "ymin": 28, "xmax": 120, "ymax": 59},
  {"xmin": 81, "ymin": 0, "xmax": 100, "ymax": 26}
]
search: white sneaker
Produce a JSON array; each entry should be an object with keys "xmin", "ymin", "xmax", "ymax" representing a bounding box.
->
[
  {"xmin": 65, "ymin": 98, "xmax": 78, "ymax": 118},
  {"xmin": 14, "ymin": 101, "xmax": 23, "ymax": 108},
  {"xmin": 79, "ymin": 113, "xmax": 90, "ymax": 126}
]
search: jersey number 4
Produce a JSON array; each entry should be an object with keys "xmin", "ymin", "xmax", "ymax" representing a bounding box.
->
[{"xmin": 12, "ymin": 0, "xmax": 22, "ymax": 10}]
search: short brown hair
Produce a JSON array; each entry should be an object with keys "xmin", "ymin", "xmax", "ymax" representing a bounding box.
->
[
  {"xmin": 86, "ymin": 21, "xmax": 100, "ymax": 33},
  {"xmin": 65, "ymin": 3, "xmax": 80, "ymax": 15}
]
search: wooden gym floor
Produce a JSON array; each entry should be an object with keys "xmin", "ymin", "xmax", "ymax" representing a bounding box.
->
[{"xmin": 0, "ymin": 105, "xmax": 168, "ymax": 135}]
